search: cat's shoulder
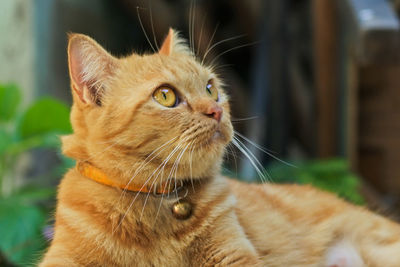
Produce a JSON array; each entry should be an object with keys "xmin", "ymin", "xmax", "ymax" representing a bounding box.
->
[{"xmin": 224, "ymin": 176, "xmax": 353, "ymax": 215}]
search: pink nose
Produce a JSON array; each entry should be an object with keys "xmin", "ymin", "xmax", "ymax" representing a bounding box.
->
[{"xmin": 204, "ymin": 105, "xmax": 223, "ymax": 122}]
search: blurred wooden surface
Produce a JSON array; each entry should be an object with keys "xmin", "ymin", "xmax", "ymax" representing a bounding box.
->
[
  {"xmin": 345, "ymin": 0, "xmax": 400, "ymax": 65},
  {"xmin": 340, "ymin": 0, "xmax": 400, "ymax": 213},
  {"xmin": 312, "ymin": 0, "xmax": 339, "ymax": 158},
  {"xmin": 26, "ymin": 0, "xmax": 400, "ymax": 199},
  {"xmin": 358, "ymin": 66, "xmax": 400, "ymax": 200}
]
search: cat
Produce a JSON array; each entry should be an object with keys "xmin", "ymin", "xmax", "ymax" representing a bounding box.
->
[{"xmin": 40, "ymin": 29, "xmax": 400, "ymax": 267}]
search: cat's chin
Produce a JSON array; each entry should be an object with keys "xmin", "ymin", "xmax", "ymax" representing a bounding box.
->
[
  {"xmin": 204, "ymin": 129, "xmax": 230, "ymax": 148},
  {"xmin": 211, "ymin": 130, "xmax": 222, "ymax": 140}
]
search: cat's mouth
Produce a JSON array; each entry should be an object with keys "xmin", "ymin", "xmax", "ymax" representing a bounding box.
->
[{"xmin": 191, "ymin": 122, "xmax": 232, "ymax": 150}]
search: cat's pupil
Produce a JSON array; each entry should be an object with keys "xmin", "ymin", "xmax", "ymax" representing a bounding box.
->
[
  {"xmin": 162, "ymin": 92, "xmax": 167, "ymax": 100},
  {"xmin": 206, "ymin": 84, "xmax": 212, "ymax": 95}
]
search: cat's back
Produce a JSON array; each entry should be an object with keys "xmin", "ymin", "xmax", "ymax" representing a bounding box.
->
[{"xmin": 227, "ymin": 178, "xmax": 362, "ymax": 266}]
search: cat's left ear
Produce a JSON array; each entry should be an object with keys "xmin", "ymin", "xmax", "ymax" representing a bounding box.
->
[{"xmin": 159, "ymin": 28, "xmax": 190, "ymax": 56}]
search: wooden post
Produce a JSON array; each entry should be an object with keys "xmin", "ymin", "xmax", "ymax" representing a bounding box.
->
[{"xmin": 312, "ymin": 0, "xmax": 339, "ymax": 157}]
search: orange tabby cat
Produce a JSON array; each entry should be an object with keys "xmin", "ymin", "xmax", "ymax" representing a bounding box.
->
[{"xmin": 40, "ymin": 29, "xmax": 400, "ymax": 267}]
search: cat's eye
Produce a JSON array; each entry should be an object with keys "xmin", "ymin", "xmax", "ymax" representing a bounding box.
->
[
  {"xmin": 206, "ymin": 81, "xmax": 218, "ymax": 101},
  {"xmin": 153, "ymin": 86, "xmax": 177, "ymax": 107}
]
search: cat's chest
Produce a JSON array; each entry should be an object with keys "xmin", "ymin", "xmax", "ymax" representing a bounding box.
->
[
  {"xmin": 57, "ymin": 174, "xmax": 234, "ymax": 266},
  {"xmin": 108, "ymin": 194, "xmax": 203, "ymax": 265}
]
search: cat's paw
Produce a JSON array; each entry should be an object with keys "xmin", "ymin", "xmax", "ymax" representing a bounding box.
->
[{"xmin": 325, "ymin": 240, "xmax": 364, "ymax": 267}]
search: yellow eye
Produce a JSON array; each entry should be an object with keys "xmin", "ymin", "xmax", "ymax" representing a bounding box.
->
[
  {"xmin": 206, "ymin": 82, "xmax": 218, "ymax": 101},
  {"xmin": 153, "ymin": 87, "xmax": 177, "ymax": 107}
]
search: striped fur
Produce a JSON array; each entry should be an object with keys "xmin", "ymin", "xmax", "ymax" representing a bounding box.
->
[{"xmin": 40, "ymin": 30, "xmax": 400, "ymax": 266}]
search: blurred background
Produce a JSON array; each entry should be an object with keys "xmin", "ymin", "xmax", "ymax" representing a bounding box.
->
[{"xmin": 1, "ymin": 0, "xmax": 400, "ymax": 265}]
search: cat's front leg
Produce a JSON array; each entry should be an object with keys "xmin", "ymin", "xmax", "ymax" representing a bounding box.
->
[{"xmin": 192, "ymin": 211, "xmax": 263, "ymax": 267}]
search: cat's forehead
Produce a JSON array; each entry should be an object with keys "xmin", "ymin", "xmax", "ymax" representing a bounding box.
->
[
  {"xmin": 126, "ymin": 53, "xmax": 214, "ymax": 90},
  {"xmin": 159, "ymin": 56, "xmax": 213, "ymax": 84}
]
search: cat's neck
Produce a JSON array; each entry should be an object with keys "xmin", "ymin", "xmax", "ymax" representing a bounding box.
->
[
  {"xmin": 76, "ymin": 161, "xmax": 184, "ymax": 195},
  {"xmin": 59, "ymin": 166, "xmax": 220, "ymax": 232}
]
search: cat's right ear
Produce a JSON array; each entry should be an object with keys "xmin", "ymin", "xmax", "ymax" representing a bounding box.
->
[
  {"xmin": 67, "ymin": 34, "xmax": 117, "ymax": 106},
  {"xmin": 159, "ymin": 28, "xmax": 190, "ymax": 56}
]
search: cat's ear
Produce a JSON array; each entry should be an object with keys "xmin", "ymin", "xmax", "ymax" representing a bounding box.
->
[
  {"xmin": 67, "ymin": 33, "xmax": 117, "ymax": 106},
  {"xmin": 159, "ymin": 28, "xmax": 190, "ymax": 56}
]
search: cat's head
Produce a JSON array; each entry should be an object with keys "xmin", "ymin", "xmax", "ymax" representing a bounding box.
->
[{"xmin": 62, "ymin": 28, "xmax": 233, "ymax": 186}]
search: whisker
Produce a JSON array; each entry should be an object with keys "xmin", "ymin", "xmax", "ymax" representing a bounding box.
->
[
  {"xmin": 153, "ymin": 141, "xmax": 186, "ymax": 204},
  {"xmin": 153, "ymin": 143, "xmax": 188, "ymax": 225},
  {"xmin": 234, "ymin": 130, "xmax": 296, "ymax": 168},
  {"xmin": 201, "ymin": 22, "xmax": 220, "ymax": 65},
  {"xmin": 202, "ymin": 34, "xmax": 246, "ymax": 65},
  {"xmin": 226, "ymin": 142, "xmax": 238, "ymax": 175},
  {"xmin": 153, "ymin": 176, "xmax": 170, "ymax": 228},
  {"xmin": 168, "ymin": 142, "xmax": 191, "ymax": 199},
  {"xmin": 149, "ymin": 0, "xmax": 159, "ymax": 51},
  {"xmin": 151, "ymin": 149, "xmax": 176, "ymax": 226},
  {"xmin": 136, "ymin": 6, "xmax": 156, "ymax": 53},
  {"xmin": 112, "ymin": 169, "xmax": 156, "ymax": 235},
  {"xmin": 81, "ymin": 141, "xmax": 118, "ymax": 162},
  {"xmin": 113, "ymin": 139, "xmax": 186, "ymax": 234},
  {"xmin": 189, "ymin": 142, "xmax": 196, "ymax": 192},
  {"xmin": 196, "ymin": 12, "xmax": 207, "ymax": 58},
  {"xmin": 232, "ymin": 137, "xmax": 269, "ymax": 184},
  {"xmin": 117, "ymin": 136, "xmax": 178, "ymax": 205},
  {"xmin": 177, "ymin": 141, "xmax": 192, "ymax": 192},
  {"xmin": 139, "ymin": 177, "xmax": 155, "ymax": 221},
  {"xmin": 231, "ymin": 116, "xmax": 259, "ymax": 122},
  {"xmin": 236, "ymin": 137, "xmax": 272, "ymax": 183},
  {"xmin": 188, "ymin": 0, "xmax": 193, "ymax": 53},
  {"xmin": 209, "ymin": 41, "xmax": 260, "ymax": 67},
  {"xmin": 146, "ymin": 137, "xmax": 190, "ymax": 197},
  {"xmin": 166, "ymin": 175, "xmax": 174, "ymax": 198},
  {"xmin": 191, "ymin": 0, "xmax": 196, "ymax": 55},
  {"xmin": 139, "ymin": 162, "xmax": 167, "ymax": 222},
  {"xmin": 209, "ymin": 63, "xmax": 234, "ymax": 73},
  {"xmin": 140, "ymin": 151, "xmax": 176, "ymax": 223},
  {"xmin": 222, "ymin": 166, "xmax": 232, "ymax": 175}
]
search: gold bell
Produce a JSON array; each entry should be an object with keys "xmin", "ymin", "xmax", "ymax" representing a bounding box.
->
[{"xmin": 171, "ymin": 200, "xmax": 192, "ymax": 220}]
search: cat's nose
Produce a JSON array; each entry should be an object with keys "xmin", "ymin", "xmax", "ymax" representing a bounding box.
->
[{"xmin": 203, "ymin": 105, "xmax": 223, "ymax": 122}]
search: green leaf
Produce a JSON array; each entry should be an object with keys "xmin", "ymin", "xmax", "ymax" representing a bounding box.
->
[
  {"xmin": 0, "ymin": 197, "xmax": 46, "ymax": 265},
  {"xmin": 0, "ymin": 84, "xmax": 21, "ymax": 122},
  {"xmin": 17, "ymin": 98, "xmax": 72, "ymax": 139},
  {"xmin": 0, "ymin": 129, "xmax": 12, "ymax": 155},
  {"xmin": 15, "ymin": 187, "xmax": 55, "ymax": 203},
  {"xmin": 4, "ymin": 133, "xmax": 62, "ymax": 157}
]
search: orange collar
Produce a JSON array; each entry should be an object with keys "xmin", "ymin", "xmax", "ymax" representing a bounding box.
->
[{"xmin": 77, "ymin": 161, "xmax": 175, "ymax": 194}]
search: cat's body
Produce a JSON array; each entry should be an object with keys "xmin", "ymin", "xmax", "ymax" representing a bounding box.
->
[
  {"xmin": 40, "ymin": 29, "xmax": 400, "ymax": 266},
  {"xmin": 42, "ymin": 169, "xmax": 400, "ymax": 267}
]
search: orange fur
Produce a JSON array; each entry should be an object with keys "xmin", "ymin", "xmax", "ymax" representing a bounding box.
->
[{"xmin": 40, "ymin": 29, "xmax": 400, "ymax": 266}]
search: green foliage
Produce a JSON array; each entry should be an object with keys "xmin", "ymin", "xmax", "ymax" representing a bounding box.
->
[
  {"xmin": 18, "ymin": 98, "xmax": 72, "ymax": 139},
  {"xmin": 0, "ymin": 84, "xmax": 21, "ymax": 122},
  {"xmin": 0, "ymin": 195, "xmax": 46, "ymax": 265},
  {"xmin": 267, "ymin": 159, "xmax": 365, "ymax": 205},
  {"xmin": 0, "ymin": 83, "xmax": 72, "ymax": 266}
]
